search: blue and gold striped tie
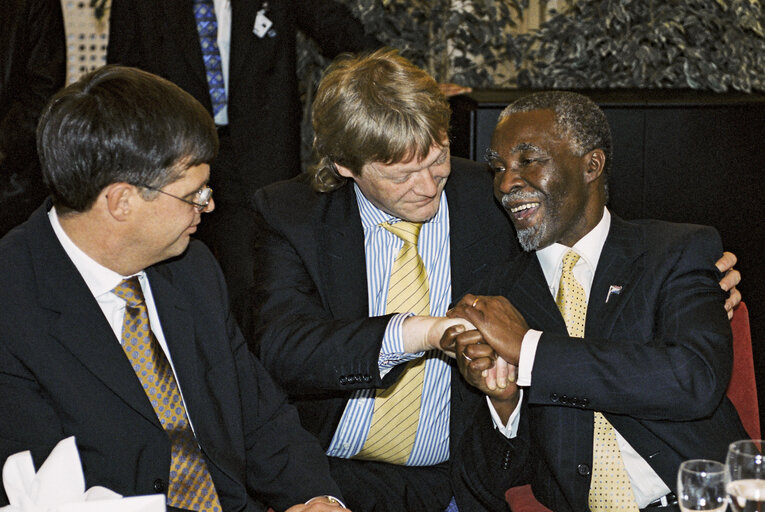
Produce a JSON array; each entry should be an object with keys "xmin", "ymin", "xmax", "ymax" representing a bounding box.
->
[
  {"xmin": 114, "ymin": 277, "xmax": 221, "ymax": 512},
  {"xmin": 355, "ymin": 221, "xmax": 429, "ymax": 465}
]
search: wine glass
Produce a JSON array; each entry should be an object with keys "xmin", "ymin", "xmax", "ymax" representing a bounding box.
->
[
  {"xmin": 678, "ymin": 459, "xmax": 728, "ymax": 512},
  {"xmin": 725, "ymin": 439, "xmax": 765, "ymax": 512}
]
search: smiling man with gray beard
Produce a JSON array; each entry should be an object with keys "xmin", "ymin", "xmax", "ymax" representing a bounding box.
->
[{"xmin": 443, "ymin": 91, "xmax": 747, "ymax": 512}]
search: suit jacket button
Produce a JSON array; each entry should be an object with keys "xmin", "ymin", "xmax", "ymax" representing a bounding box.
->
[
  {"xmin": 577, "ymin": 464, "xmax": 591, "ymax": 476},
  {"xmin": 153, "ymin": 479, "xmax": 165, "ymax": 492},
  {"xmin": 363, "ymin": 375, "xmax": 372, "ymax": 383},
  {"xmin": 550, "ymin": 393, "xmax": 559, "ymax": 402},
  {"xmin": 582, "ymin": 398, "xmax": 589, "ymax": 407}
]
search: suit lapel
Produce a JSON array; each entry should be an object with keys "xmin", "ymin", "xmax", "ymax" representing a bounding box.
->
[
  {"xmin": 509, "ymin": 254, "xmax": 569, "ymax": 333},
  {"xmin": 28, "ymin": 206, "xmax": 160, "ymax": 427},
  {"xmin": 586, "ymin": 216, "xmax": 646, "ymax": 337},
  {"xmin": 447, "ymin": 169, "xmax": 507, "ymax": 300},
  {"xmin": 320, "ymin": 186, "xmax": 370, "ymax": 319},
  {"xmin": 164, "ymin": 0, "xmax": 212, "ymax": 91},
  {"xmin": 229, "ymin": 0, "xmax": 269, "ymax": 95}
]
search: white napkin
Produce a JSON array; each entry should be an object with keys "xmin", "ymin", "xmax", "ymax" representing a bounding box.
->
[{"xmin": 1, "ymin": 437, "xmax": 165, "ymax": 512}]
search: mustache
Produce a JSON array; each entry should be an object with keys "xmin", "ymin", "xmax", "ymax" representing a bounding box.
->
[{"xmin": 499, "ymin": 190, "xmax": 544, "ymax": 209}]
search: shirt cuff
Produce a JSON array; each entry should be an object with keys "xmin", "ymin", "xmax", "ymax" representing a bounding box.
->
[
  {"xmin": 379, "ymin": 313, "xmax": 422, "ymax": 377},
  {"xmin": 488, "ymin": 389, "xmax": 524, "ymax": 438},
  {"xmin": 516, "ymin": 329, "xmax": 542, "ymax": 387}
]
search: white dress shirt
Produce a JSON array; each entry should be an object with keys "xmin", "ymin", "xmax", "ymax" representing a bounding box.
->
[
  {"xmin": 48, "ymin": 207, "xmax": 197, "ymax": 429},
  {"xmin": 212, "ymin": 0, "xmax": 231, "ymax": 125},
  {"xmin": 493, "ymin": 207, "xmax": 671, "ymax": 507},
  {"xmin": 325, "ymin": 185, "xmax": 452, "ymax": 466}
]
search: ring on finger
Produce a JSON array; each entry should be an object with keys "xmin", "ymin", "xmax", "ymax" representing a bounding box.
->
[
  {"xmin": 462, "ymin": 352, "xmax": 473, "ymax": 361},
  {"xmin": 471, "ymin": 297, "xmax": 479, "ymax": 308}
]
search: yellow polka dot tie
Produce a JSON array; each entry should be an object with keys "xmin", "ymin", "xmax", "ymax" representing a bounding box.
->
[
  {"xmin": 354, "ymin": 221, "xmax": 429, "ymax": 465},
  {"xmin": 113, "ymin": 277, "xmax": 221, "ymax": 512},
  {"xmin": 555, "ymin": 251, "xmax": 638, "ymax": 511}
]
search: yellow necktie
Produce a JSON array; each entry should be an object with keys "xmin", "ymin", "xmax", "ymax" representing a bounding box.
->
[
  {"xmin": 555, "ymin": 251, "xmax": 639, "ymax": 512},
  {"xmin": 354, "ymin": 221, "xmax": 429, "ymax": 465},
  {"xmin": 114, "ymin": 277, "xmax": 221, "ymax": 512}
]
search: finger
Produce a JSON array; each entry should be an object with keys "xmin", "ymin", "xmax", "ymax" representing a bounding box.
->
[
  {"xmin": 715, "ymin": 251, "xmax": 737, "ymax": 274},
  {"xmin": 719, "ymin": 269, "xmax": 741, "ymax": 292},
  {"xmin": 468, "ymin": 356, "xmax": 496, "ymax": 373},
  {"xmin": 495, "ymin": 357, "xmax": 509, "ymax": 389},
  {"xmin": 484, "ymin": 364, "xmax": 497, "ymax": 391},
  {"xmin": 725, "ymin": 287, "xmax": 742, "ymax": 316},
  {"xmin": 463, "ymin": 341, "xmax": 496, "ymax": 361},
  {"xmin": 440, "ymin": 324, "xmax": 465, "ymax": 352}
]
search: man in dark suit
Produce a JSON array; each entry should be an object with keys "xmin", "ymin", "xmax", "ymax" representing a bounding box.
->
[
  {"xmin": 250, "ymin": 49, "xmax": 522, "ymax": 511},
  {"xmin": 106, "ymin": 0, "xmax": 380, "ymax": 324},
  {"xmin": 444, "ymin": 91, "xmax": 747, "ymax": 511},
  {"xmin": 0, "ymin": 65, "xmax": 348, "ymax": 512}
]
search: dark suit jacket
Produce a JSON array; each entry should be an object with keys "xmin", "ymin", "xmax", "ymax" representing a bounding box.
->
[
  {"xmin": 106, "ymin": 0, "xmax": 378, "ymax": 202},
  {"xmin": 0, "ymin": 202, "xmax": 341, "ymax": 512},
  {"xmin": 0, "ymin": 0, "xmax": 65, "ymax": 235},
  {"xmin": 250, "ymin": 158, "xmax": 525, "ymax": 510},
  {"xmin": 457, "ymin": 215, "xmax": 748, "ymax": 511}
]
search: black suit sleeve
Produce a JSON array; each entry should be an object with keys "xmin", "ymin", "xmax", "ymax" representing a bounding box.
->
[
  {"xmin": 105, "ymin": 0, "xmax": 140, "ymax": 66},
  {"xmin": 249, "ymin": 201, "xmax": 400, "ymax": 396},
  {"xmin": 451, "ymin": 396, "xmax": 530, "ymax": 511},
  {"xmin": 296, "ymin": 0, "xmax": 381, "ymax": 58}
]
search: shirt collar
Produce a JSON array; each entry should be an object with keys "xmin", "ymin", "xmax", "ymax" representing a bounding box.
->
[
  {"xmin": 536, "ymin": 207, "xmax": 611, "ymax": 288},
  {"xmin": 353, "ymin": 182, "xmax": 447, "ymax": 232},
  {"xmin": 48, "ymin": 206, "xmax": 143, "ymax": 298}
]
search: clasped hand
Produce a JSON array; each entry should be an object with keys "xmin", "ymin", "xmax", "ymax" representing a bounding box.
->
[{"xmin": 438, "ymin": 294, "xmax": 530, "ymax": 421}]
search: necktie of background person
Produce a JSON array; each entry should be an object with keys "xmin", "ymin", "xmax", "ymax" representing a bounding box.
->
[
  {"xmin": 113, "ymin": 277, "xmax": 222, "ymax": 512},
  {"xmin": 192, "ymin": 0, "xmax": 227, "ymax": 116},
  {"xmin": 556, "ymin": 250, "xmax": 639, "ymax": 512},
  {"xmin": 354, "ymin": 221, "xmax": 429, "ymax": 465}
]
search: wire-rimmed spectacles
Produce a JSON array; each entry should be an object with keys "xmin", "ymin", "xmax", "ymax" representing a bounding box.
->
[{"xmin": 140, "ymin": 184, "xmax": 213, "ymax": 212}]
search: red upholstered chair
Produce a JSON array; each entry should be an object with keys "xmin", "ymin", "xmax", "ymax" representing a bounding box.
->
[
  {"xmin": 726, "ymin": 302, "xmax": 760, "ymax": 439},
  {"xmin": 505, "ymin": 302, "xmax": 760, "ymax": 511},
  {"xmin": 505, "ymin": 484, "xmax": 552, "ymax": 512}
]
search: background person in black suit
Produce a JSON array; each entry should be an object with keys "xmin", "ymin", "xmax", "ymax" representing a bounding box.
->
[
  {"xmin": 1, "ymin": 0, "xmax": 65, "ymax": 236},
  {"xmin": 444, "ymin": 91, "xmax": 747, "ymax": 511},
  {"xmin": 0, "ymin": 65, "xmax": 347, "ymax": 512},
  {"xmin": 106, "ymin": 0, "xmax": 380, "ymax": 325}
]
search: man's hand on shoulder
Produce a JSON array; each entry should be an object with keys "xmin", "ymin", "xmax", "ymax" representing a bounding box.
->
[{"xmin": 716, "ymin": 251, "xmax": 742, "ymax": 320}]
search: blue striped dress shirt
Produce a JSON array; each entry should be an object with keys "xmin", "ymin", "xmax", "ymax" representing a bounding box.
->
[{"xmin": 326, "ymin": 184, "xmax": 453, "ymax": 466}]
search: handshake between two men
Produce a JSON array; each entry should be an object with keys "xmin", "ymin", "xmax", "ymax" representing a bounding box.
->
[{"xmin": 401, "ymin": 293, "xmax": 526, "ymax": 426}]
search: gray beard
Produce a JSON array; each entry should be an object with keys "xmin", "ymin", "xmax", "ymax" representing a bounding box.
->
[{"xmin": 516, "ymin": 221, "xmax": 548, "ymax": 252}]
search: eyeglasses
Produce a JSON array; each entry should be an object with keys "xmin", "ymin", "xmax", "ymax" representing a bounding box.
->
[{"xmin": 141, "ymin": 184, "xmax": 213, "ymax": 212}]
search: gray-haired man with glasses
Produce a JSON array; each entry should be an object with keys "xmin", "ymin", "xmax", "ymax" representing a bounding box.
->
[{"xmin": 0, "ymin": 65, "xmax": 348, "ymax": 512}]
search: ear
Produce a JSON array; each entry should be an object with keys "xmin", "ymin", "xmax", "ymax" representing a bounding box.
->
[
  {"xmin": 103, "ymin": 182, "xmax": 138, "ymax": 221},
  {"xmin": 583, "ymin": 149, "xmax": 606, "ymax": 184},
  {"xmin": 334, "ymin": 162, "xmax": 356, "ymax": 179}
]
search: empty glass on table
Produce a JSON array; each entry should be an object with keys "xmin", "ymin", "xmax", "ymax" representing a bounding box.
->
[
  {"xmin": 678, "ymin": 459, "xmax": 727, "ymax": 512},
  {"xmin": 725, "ymin": 439, "xmax": 765, "ymax": 512}
]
